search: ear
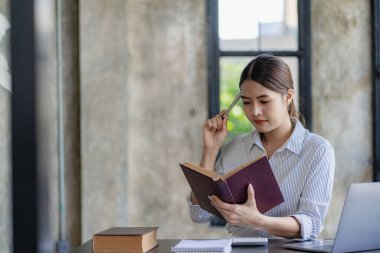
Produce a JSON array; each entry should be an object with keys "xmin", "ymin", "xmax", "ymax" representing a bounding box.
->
[{"xmin": 286, "ymin": 89, "xmax": 294, "ymax": 106}]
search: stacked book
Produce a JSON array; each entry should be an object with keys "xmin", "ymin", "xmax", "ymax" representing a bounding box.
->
[{"xmin": 92, "ymin": 227, "xmax": 158, "ymax": 253}]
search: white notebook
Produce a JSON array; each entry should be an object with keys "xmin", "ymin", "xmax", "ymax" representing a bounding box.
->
[{"xmin": 171, "ymin": 239, "xmax": 232, "ymax": 252}]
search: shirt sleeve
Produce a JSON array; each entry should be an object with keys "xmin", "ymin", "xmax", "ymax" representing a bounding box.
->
[
  {"xmin": 292, "ymin": 142, "xmax": 335, "ymax": 240},
  {"xmin": 186, "ymin": 192, "xmax": 214, "ymax": 223},
  {"xmin": 186, "ymin": 150, "xmax": 225, "ymax": 223}
]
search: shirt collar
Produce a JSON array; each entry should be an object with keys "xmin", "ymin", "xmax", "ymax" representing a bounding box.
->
[
  {"xmin": 281, "ymin": 119, "xmax": 306, "ymax": 155},
  {"xmin": 249, "ymin": 119, "xmax": 306, "ymax": 155},
  {"xmin": 251, "ymin": 130, "xmax": 264, "ymax": 150}
]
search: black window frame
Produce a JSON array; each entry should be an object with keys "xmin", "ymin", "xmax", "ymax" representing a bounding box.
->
[
  {"xmin": 207, "ymin": 0, "xmax": 311, "ymax": 226},
  {"xmin": 207, "ymin": 0, "xmax": 312, "ymax": 129},
  {"xmin": 372, "ymin": 0, "xmax": 380, "ymax": 182}
]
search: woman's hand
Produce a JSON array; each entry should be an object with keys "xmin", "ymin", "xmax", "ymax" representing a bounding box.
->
[
  {"xmin": 209, "ymin": 184, "xmax": 301, "ymax": 238},
  {"xmin": 209, "ymin": 184, "xmax": 264, "ymax": 229},
  {"xmin": 193, "ymin": 111, "xmax": 229, "ymax": 204},
  {"xmin": 202, "ymin": 110, "xmax": 228, "ymax": 152}
]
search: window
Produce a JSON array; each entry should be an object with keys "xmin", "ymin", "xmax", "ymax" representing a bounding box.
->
[
  {"xmin": 207, "ymin": 0, "xmax": 311, "ymax": 135},
  {"xmin": 207, "ymin": 0, "xmax": 311, "ymax": 225}
]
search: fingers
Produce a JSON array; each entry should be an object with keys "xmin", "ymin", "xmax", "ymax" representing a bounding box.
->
[
  {"xmin": 209, "ymin": 195, "xmax": 233, "ymax": 211},
  {"xmin": 210, "ymin": 185, "xmax": 256, "ymax": 209},
  {"xmin": 209, "ymin": 195, "xmax": 239, "ymax": 224},
  {"xmin": 220, "ymin": 109, "xmax": 228, "ymax": 119},
  {"xmin": 205, "ymin": 113, "xmax": 225, "ymax": 132},
  {"xmin": 246, "ymin": 184, "xmax": 256, "ymax": 205},
  {"xmin": 209, "ymin": 186, "xmax": 261, "ymax": 227}
]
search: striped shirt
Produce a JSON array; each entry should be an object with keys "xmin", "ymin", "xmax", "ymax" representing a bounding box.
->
[{"xmin": 187, "ymin": 119, "xmax": 335, "ymax": 240}]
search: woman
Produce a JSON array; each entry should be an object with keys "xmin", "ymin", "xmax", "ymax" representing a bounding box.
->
[{"xmin": 188, "ymin": 54, "xmax": 335, "ymax": 240}]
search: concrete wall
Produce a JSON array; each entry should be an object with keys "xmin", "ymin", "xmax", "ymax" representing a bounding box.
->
[
  {"xmin": 79, "ymin": 0, "xmax": 227, "ymax": 242},
  {"xmin": 80, "ymin": 0, "xmax": 129, "ymax": 241},
  {"xmin": 0, "ymin": 0, "xmax": 374, "ymax": 250},
  {"xmin": 0, "ymin": 87, "xmax": 10, "ymax": 253},
  {"xmin": 61, "ymin": 0, "xmax": 81, "ymax": 246},
  {"xmin": 0, "ymin": 2, "xmax": 11, "ymax": 252},
  {"xmin": 0, "ymin": 71, "xmax": 11, "ymax": 253},
  {"xmin": 311, "ymin": 0, "xmax": 372, "ymax": 238},
  {"xmin": 124, "ymin": 0, "xmax": 226, "ymax": 239}
]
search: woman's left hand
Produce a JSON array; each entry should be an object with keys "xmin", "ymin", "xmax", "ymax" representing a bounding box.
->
[{"xmin": 209, "ymin": 184, "xmax": 265, "ymax": 229}]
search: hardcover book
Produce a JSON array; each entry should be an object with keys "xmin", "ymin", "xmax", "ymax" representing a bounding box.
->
[
  {"xmin": 92, "ymin": 227, "xmax": 158, "ymax": 253},
  {"xmin": 180, "ymin": 155, "xmax": 284, "ymax": 218}
]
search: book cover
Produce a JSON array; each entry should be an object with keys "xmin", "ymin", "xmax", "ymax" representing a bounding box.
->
[
  {"xmin": 92, "ymin": 227, "xmax": 159, "ymax": 253},
  {"xmin": 180, "ymin": 156, "xmax": 284, "ymax": 218}
]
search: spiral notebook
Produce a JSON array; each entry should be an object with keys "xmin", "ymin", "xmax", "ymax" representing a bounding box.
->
[{"xmin": 171, "ymin": 239, "xmax": 232, "ymax": 252}]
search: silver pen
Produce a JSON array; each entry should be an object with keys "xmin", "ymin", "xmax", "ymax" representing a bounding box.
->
[{"xmin": 221, "ymin": 92, "xmax": 241, "ymax": 119}]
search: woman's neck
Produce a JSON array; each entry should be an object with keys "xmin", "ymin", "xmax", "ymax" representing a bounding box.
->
[{"xmin": 261, "ymin": 117, "xmax": 294, "ymax": 157}]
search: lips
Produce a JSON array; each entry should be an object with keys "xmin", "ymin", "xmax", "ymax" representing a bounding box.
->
[{"xmin": 253, "ymin": 119, "xmax": 267, "ymax": 125}]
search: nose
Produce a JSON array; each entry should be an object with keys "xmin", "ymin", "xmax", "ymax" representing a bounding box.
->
[{"xmin": 251, "ymin": 102, "xmax": 262, "ymax": 116}]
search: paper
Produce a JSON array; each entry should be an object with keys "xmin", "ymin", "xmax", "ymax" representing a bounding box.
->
[{"xmin": 171, "ymin": 239, "xmax": 232, "ymax": 252}]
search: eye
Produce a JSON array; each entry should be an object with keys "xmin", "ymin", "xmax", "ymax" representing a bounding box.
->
[
  {"xmin": 260, "ymin": 100, "xmax": 270, "ymax": 104},
  {"xmin": 242, "ymin": 101, "xmax": 251, "ymax": 105}
]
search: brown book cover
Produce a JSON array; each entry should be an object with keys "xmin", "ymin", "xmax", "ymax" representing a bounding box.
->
[
  {"xmin": 92, "ymin": 227, "xmax": 159, "ymax": 253},
  {"xmin": 180, "ymin": 155, "xmax": 284, "ymax": 218}
]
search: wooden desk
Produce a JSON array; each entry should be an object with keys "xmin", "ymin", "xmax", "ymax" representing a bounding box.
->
[{"xmin": 70, "ymin": 239, "xmax": 305, "ymax": 253}]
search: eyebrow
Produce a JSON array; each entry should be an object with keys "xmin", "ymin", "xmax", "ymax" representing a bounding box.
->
[{"xmin": 241, "ymin": 94, "xmax": 270, "ymax": 99}]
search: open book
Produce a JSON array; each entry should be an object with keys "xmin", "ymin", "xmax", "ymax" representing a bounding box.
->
[{"xmin": 180, "ymin": 155, "xmax": 284, "ymax": 218}]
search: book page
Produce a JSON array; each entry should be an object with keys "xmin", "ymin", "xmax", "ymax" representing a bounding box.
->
[
  {"xmin": 181, "ymin": 162, "xmax": 219, "ymax": 179},
  {"xmin": 171, "ymin": 239, "xmax": 232, "ymax": 252}
]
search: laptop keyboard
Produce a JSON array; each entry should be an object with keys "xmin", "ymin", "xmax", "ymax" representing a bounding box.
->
[
  {"xmin": 311, "ymin": 240, "xmax": 334, "ymax": 252},
  {"xmin": 311, "ymin": 244, "xmax": 333, "ymax": 251}
]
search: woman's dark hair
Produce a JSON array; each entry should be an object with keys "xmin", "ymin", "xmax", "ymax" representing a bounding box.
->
[{"xmin": 239, "ymin": 54, "xmax": 305, "ymax": 126}]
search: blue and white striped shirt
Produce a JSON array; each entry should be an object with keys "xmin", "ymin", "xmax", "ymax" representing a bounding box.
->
[{"xmin": 188, "ymin": 119, "xmax": 335, "ymax": 240}]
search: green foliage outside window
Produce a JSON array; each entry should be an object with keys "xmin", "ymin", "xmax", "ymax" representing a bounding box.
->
[{"xmin": 219, "ymin": 58, "xmax": 253, "ymax": 143}]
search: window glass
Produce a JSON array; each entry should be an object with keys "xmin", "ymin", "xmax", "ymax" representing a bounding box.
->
[
  {"xmin": 219, "ymin": 56, "xmax": 299, "ymax": 142},
  {"xmin": 219, "ymin": 0, "xmax": 298, "ymax": 51},
  {"xmin": 219, "ymin": 57, "xmax": 252, "ymax": 142}
]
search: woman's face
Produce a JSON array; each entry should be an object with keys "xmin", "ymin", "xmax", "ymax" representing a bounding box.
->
[{"xmin": 240, "ymin": 79, "xmax": 290, "ymax": 133}]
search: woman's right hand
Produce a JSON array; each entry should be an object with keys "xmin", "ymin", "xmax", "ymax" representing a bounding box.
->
[
  {"xmin": 192, "ymin": 111, "xmax": 229, "ymax": 204},
  {"xmin": 202, "ymin": 110, "xmax": 228, "ymax": 152}
]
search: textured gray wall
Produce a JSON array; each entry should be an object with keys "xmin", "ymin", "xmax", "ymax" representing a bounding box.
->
[
  {"xmin": 80, "ymin": 0, "xmax": 129, "ymax": 242},
  {"xmin": 312, "ymin": 0, "xmax": 372, "ymax": 238},
  {"xmin": 61, "ymin": 0, "xmax": 81, "ymax": 246},
  {"xmin": 125, "ymin": 0, "xmax": 227, "ymax": 239},
  {"xmin": 79, "ymin": 0, "xmax": 227, "ymax": 242},
  {"xmin": 0, "ymin": 86, "xmax": 11, "ymax": 253},
  {"xmin": 0, "ymin": 0, "xmax": 374, "ymax": 249}
]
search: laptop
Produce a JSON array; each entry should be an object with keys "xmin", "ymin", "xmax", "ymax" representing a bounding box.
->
[{"xmin": 283, "ymin": 182, "xmax": 380, "ymax": 253}]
